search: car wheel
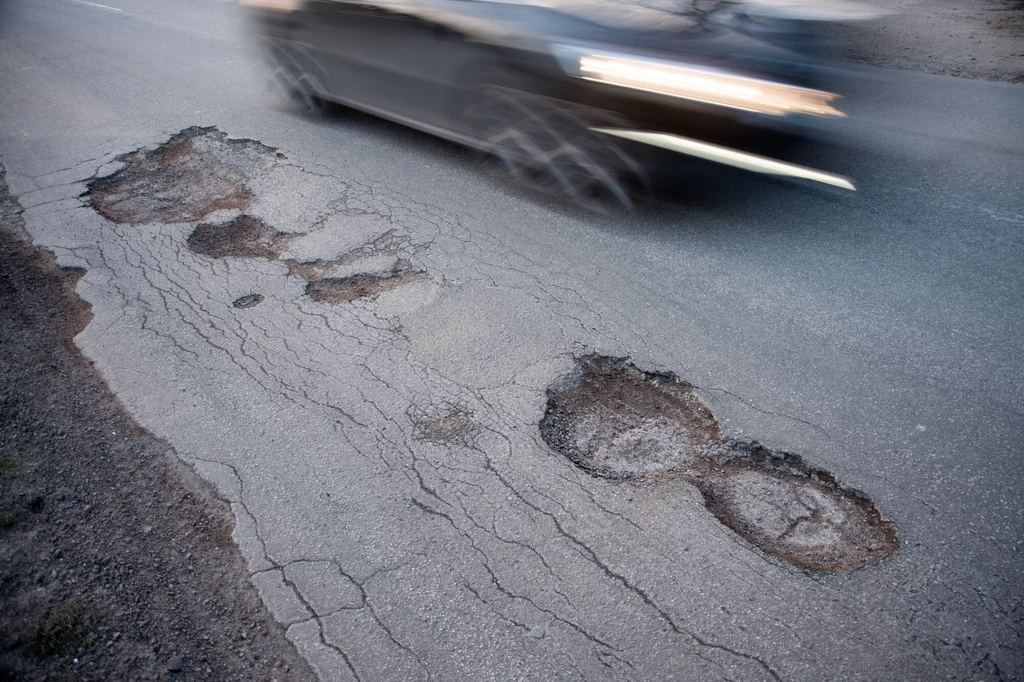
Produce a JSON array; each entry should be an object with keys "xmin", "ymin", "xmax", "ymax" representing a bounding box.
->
[
  {"xmin": 265, "ymin": 39, "xmax": 328, "ymax": 114},
  {"xmin": 467, "ymin": 84, "xmax": 645, "ymax": 212}
]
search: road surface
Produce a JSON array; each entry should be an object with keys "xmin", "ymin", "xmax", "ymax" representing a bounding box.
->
[{"xmin": 1, "ymin": 0, "xmax": 1022, "ymax": 679}]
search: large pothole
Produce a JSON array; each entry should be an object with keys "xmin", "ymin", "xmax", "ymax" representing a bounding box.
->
[
  {"xmin": 540, "ymin": 355, "xmax": 723, "ymax": 480},
  {"xmin": 694, "ymin": 441, "xmax": 899, "ymax": 572},
  {"xmin": 87, "ymin": 127, "xmax": 278, "ymax": 224},
  {"xmin": 540, "ymin": 356, "xmax": 899, "ymax": 572}
]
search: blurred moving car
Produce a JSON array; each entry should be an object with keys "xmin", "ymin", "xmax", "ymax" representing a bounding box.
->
[{"xmin": 240, "ymin": 0, "xmax": 882, "ymax": 208}]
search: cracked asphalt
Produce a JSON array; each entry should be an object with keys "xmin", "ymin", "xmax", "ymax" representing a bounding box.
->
[{"xmin": 2, "ymin": 0, "xmax": 1023, "ymax": 679}]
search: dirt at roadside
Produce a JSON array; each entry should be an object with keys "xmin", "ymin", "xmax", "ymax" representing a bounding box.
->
[
  {"xmin": 824, "ymin": 0, "xmax": 1024, "ymax": 82},
  {"xmin": 610, "ymin": 0, "xmax": 1024, "ymax": 82},
  {"xmin": 0, "ymin": 170, "xmax": 316, "ymax": 681}
]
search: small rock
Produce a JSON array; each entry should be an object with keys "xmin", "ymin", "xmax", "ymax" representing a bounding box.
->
[
  {"xmin": 527, "ymin": 626, "xmax": 547, "ymax": 640},
  {"xmin": 166, "ymin": 656, "xmax": 184, "ymax": 672}
]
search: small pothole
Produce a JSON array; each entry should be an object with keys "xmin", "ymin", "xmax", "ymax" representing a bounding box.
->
[
  {"xmin": 232, "ymin": 294, "xmax": 265, "ymax": 309},
  {"xmin": 188, "ymin": 215, "xmax": 294, "ymax": 260},
  {"xmin": 304, "ymin": 262, "xmax": 426, "ymax": 304},
  {"xmin": 540, "ymin": 355, "xmax": 899, "ymax": 572},
  {"xmin": 86, "ymin": 127, "xmax": 278, "ymax": 224}
]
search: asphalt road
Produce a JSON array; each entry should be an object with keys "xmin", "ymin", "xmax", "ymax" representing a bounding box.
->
[{"xmin": 1, "ymin": 0, "xmax": 1022, "ymax": 679}]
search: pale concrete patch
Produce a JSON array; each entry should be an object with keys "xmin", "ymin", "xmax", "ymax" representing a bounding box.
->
[{"xmin": 281, "ymin": 213, "xmax": 395, "ymax": 263}]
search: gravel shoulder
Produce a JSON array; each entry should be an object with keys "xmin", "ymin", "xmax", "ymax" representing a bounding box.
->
[{"xmin": 0, "ymin": 168, "xmax": 316, "ymax": 682}]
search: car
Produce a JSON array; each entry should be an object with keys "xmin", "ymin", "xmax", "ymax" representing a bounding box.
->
[{"xmin": 240, "ymin": 0, "xmax": 880, "ymax": 208}]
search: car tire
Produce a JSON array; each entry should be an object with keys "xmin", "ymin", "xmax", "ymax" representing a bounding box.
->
[
  {"xmin": 265, "ymin": 39, "xmax": 329, "ymax": 114},
  {"xmin": 466, "ymin": 83, "xmax": 645, "ymax": 212}
]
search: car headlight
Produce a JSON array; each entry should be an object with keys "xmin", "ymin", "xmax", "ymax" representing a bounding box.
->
[
  {"xmin": 577, "ymin": 54, "xmax": 844, "ymax": 118},
  {"xmin": 238, "ymin": 0, "xmax": 302, "ymax": 12}
]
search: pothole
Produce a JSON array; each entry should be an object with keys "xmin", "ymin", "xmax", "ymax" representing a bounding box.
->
[
  {"xmin": 232, "ymin": 294, "xmax": 265, "ymax": 309},
  {"xmin": 694, "ymin": 441, "xmax": 899, "ymax": 572},
  {"xmin": 88, "ymin": 128, "xmax": 429, "ymax": 305},
  {"xmin": 540, "ymin": 355, "xmax": 899, "ymax": 572},
  {"xmin": 86, "ymin": 127, "xmax": 278, "ymax": 224},
  {"xmin": 304, "ymin": 261, "xmax": 426, "ymax": 304},
  {"xmin": 539, "ymin": 355, "xmax": 723, "ymax": 481},
  {"xmin": 186, "ymin": 215, "xmax": 425, "ymax": 303},
  {"xmin": 188, "ymin": 215, "xmax": 295, "ymax": 260}
]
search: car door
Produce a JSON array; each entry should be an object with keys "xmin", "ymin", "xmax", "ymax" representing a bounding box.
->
[{"xmin": 306, "ymin": 0, "xmax": 468, "ymax": 129}]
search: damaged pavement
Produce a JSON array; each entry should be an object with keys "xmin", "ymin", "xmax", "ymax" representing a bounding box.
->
[
  {"xmin": 2, "ymin": 0, "xmax": 1023, "ymax": 678},
  {"xmin": 1, "ymin": 120, "xmax": 1016, "ymax": 680}
]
